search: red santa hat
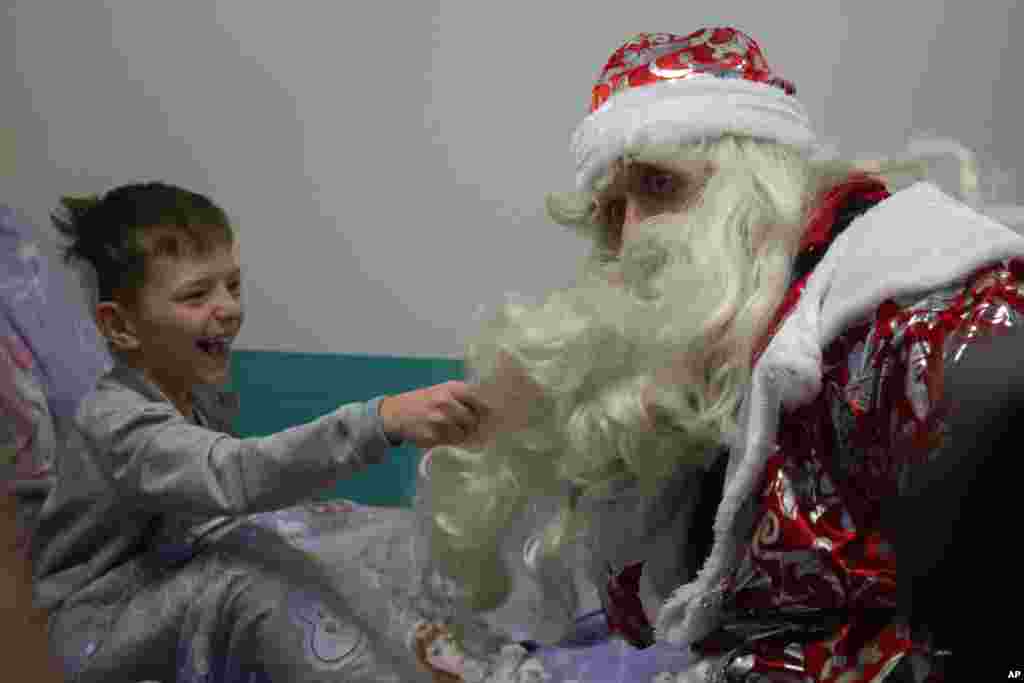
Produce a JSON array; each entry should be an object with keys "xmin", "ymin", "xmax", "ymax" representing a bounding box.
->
[{"xmin": 572, "ymin": 28, "xmax": 818, "ymax": 192}]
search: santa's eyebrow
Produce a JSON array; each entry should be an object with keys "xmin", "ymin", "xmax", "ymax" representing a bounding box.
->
[{"xmin": 625, "ymin": 158, "xmax": 706, "ymax": 175}]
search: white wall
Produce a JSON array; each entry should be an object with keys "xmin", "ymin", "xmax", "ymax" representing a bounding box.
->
[{"xmin": 5, "ymin": 1, "xmax": 1022, "ymax": 358}]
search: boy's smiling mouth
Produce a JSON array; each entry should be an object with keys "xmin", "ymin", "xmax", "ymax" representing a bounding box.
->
[{"xmin": 196, "ymin": 336, "xmax": 233, "ymax": 356}]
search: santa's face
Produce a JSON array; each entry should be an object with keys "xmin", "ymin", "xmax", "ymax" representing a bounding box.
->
[
  {"xmin": 465, "ymin": 148, "xmax": 795, "ymax": 466},
  {"xmin": 597, "ymin": 158, "xmax": 715, "ymax": 256}
]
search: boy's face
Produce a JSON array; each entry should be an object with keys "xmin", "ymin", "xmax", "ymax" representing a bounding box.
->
[{"xmin": 106, "ymin": 239, "xmax": 244, "ymax": 405}]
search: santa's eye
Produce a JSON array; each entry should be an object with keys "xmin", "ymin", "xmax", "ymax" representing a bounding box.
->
[
  {"xmin": 641, "ymin": 171, "xmax": 677, "ymax": 195},
  {"xmin": 628, "ymin": 164, "xmax": 686, "ymax": 200}
]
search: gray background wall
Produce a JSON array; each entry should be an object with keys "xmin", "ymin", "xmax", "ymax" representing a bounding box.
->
[{"xmin": 4, "ymin": 1, "xmax": 1021, "ymax": 358}]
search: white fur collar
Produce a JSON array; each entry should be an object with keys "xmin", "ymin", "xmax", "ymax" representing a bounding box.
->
[{"xmin": 655, "ymin": 181, "xmax": 1024, "ymax": 646}]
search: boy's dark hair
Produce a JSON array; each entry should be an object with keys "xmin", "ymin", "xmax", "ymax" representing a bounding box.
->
[{"xmin": 52, "ymin": 182, "xmax": 234, "ymax": 303}]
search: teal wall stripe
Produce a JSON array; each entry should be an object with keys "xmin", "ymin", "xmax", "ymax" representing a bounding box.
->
[{"xmin": 228, "ymin": 350, "xmax": 465, "ymax": 508}]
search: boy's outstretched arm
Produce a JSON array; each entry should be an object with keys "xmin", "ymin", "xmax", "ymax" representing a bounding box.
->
[
  {"xmin": 72, "ymin": 379, "xmax": 485, "ymax": 518},
  {"xmin": 379, "ymin": 380, "xmax": 488, "ymax": 449}
]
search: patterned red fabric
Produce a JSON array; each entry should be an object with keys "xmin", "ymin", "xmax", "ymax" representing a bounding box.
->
[
  {"xmin": 605, "ymin": 562, "xmax": 656, "ymax": 648},
  {"xmin": 753, "ymin": 175, "xmax": 890, "ymax": 365},
  {"xmin": 590, "ymin": 28, "xmax": 796, "ymax": 113},
  {"xmin": 798, "ymin": 174, "xmax": 889, "ymax": 254},
  {"xmin": 706, "ymin": 255, "xmax": 1024, "ymax": 679}
]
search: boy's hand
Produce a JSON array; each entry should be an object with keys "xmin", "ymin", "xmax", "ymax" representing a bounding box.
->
[{"xmin": 379, "ymin": 381, "xmax": 489, "ymax": 449}]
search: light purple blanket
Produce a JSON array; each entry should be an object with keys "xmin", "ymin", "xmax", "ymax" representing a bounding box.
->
[
  {"xmin": 0, "ymin": 204, "xmax": 111, "ymax": 435},
  {"xmin": 1, "ymin": 204, "xmax": 110, "ymax": 551}
]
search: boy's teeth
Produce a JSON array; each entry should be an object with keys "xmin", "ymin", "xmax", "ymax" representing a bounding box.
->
[{"xmin": 199, "ymin": 338, "xmax": 231, "ymax": 353}]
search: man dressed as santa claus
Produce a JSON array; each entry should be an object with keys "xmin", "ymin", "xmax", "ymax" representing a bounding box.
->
[{"xmin": 415, "ymin": 26, "xmax": 1023, "ymax": 682}]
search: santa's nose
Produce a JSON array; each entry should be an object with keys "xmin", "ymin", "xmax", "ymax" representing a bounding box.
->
[
  {"xmin": 623, "ymin": 197, "xmax": 643, "ymax": 226},
  {"xmin": 619, "ymin": 197, "xmax": 650, "ymax": 250}
]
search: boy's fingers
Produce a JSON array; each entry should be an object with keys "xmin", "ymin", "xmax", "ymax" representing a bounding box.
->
[
  {"xmin": 429, "ymin": 391, "xmax": 471, "ymax": 422},
  {"xmin": 454, "ymin": 404, "xmax": 478, "ymax": 433},
  {"xmin": 437, "ymin": 405, "xmax": 474, "ymax": 437},
  {"xmin": 448, "ymin": 422, "xmax": 469, "ymax": 445},
  {"xmin": 434, "ymin": 392, "xmax": 487, "ymax": 435},
  {"xmin": 446, "ymin": 381, "xmax": 491, "ymax": 417},
  {"xmin": 418, "ymin": 423, "xmax": 466, "ymax": 449}
]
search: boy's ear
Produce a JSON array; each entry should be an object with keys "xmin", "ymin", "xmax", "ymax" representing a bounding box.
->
[{"xmin": 94, "ymin": 301, "xmax": 140, "ymax": 352}]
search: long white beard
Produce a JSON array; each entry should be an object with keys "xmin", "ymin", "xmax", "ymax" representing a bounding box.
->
[
  {"xmin": 465, "ymin": 200, "xmax": 793, "ymax": 482},
  {"xmin": 421, "ymin": 168, "xmax": 806, "ymax": 640}
]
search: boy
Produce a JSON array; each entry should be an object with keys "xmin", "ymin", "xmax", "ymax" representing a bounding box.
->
[{"xmin": 32, "ymin": 182, "xmax": 484, "ymax": 681}]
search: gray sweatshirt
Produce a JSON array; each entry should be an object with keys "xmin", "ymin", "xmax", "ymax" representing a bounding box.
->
[{"xmin": 30, "ymin": 362, "xmax": 399, "ymax": 611}]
